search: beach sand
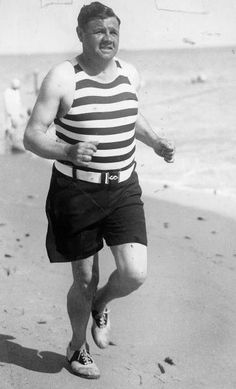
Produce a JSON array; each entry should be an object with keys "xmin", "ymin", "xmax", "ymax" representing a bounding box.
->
[{"xmin": 0, "ymin": 152, "xmax": 236, "ymax": 389}]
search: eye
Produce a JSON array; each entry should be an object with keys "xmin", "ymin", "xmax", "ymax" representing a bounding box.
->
[
  {"xmin": 94, "ymin": 29, "xmax": 104, "ymax": 35},
  {"xmin": 111, "ymin": 30, "xmax": 118, "ymax": 36}
]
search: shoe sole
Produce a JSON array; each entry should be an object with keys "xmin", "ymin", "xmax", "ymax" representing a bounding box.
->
[
  {"xmin": 71, "ymin": 371, "xmax": 100, "ymax": 380},
  {"xmin": 67, "ymin": 360, "xmax": 100, "ymax": 380}
]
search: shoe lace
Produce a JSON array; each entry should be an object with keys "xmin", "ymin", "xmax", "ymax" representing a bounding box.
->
[
  {"xmin": 80, "ymin": 349, "xmax": 93, "ymax": 365},
  {"xmin": 95, "ymin": 309, "xmax": 109, "ymax": 328}
]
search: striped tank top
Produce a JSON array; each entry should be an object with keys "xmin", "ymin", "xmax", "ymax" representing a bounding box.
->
[{"xmin": 55, "ymin": 58, "xmax": 138, "ymax": 173}]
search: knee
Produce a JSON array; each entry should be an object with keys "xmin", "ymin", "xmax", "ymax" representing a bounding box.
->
[
  {"xmin": 73, "ymin": 269, "xmax": 99, "ymax": 301},
  {"xmin": 121, "ymin": 269, "xmax": 147, "ymax": 292},
  {"xmin": 131, "ymin": 270, "xmax": 147, "ymax": 289},
  {"xmin": 112, "ymin": 243, "xmax": 147, "ymax": 292}
]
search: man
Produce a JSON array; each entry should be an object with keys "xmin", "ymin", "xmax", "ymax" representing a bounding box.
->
[{"xmin": 24, "ymin": 1, "xmax": 175, "ymax": 380}]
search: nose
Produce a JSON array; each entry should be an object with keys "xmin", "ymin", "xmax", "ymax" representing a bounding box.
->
[{"xmin": 102, "ymin": 30, "xmax": 113, "ymax": 42}]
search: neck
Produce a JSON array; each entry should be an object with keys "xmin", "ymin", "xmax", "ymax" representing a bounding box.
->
[{"xmin": 79, "ymin": 52, "xmax": 115, "ymax": 76}]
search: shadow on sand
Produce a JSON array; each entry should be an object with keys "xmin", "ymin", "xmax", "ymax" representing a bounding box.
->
[{"xmin": 0, "ymin": 334, "xmax": 69, "ymax": 374}]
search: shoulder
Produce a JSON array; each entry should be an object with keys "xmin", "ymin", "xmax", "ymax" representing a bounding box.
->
[
  {"xmin": 116, "ymin": 58, "xmax": 141, "ymax": 91},
  {"xmin": 40, "ymin": 60, "xmax": 75, "ymax": 98}
]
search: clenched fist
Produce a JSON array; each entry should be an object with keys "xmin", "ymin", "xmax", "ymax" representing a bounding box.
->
[
  {"xmin": 153, "ymin": 137, "xmax": 175, "ymax": 163},
  {"xmin": 66, "ymin": 141, "xmax": 99, "ymax": 167}
]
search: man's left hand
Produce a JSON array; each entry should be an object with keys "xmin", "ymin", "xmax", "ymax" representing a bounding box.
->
[{"xmin": 153, "ymin": 137, "xmax": 175, "ymax": 163}]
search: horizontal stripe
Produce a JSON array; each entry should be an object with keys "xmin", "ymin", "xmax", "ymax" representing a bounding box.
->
[
  {"xmin": 74, "ymin": 83, "xmax": 136, "ymax": 99},
  {"xmin": 94, "ymin": 141, "xmax": 135, "ymax": 157},
  {"xmin": 60, "ymin": 115, "xmax": 137, "ymax": 129},
  {"xmin": 64, "ymin": 108, "xmax": 138, "ymax": 122},
  {"xmin": 56, "ymin": 133, "xmax": 135, "ymax": 148},
  {"xmin": 56, "ymin": 133, "xmax": 78, "ymax": 145},
  {"xmin": 69, "ymin": 99, "xmax": 138, "ymax": 115},
  {"xmin": 56, "ymin": 135, "xmax": 135, "ymax": 152},
  {"xmin": 76, "ymin": 75, "xmax": 130, "ymax": 90},
  {"xmin": 57, "ymin": 156, "xmax": 135, "ymax": 171},
  {"xmin": 92, "ymin": 146, "xmax": 135, "ymax": 163},
  {"xmin": 72, "ymin": 92, "xmax": 137, "ymax": 107},
  {"xmin": 55, "ymin": 121, "xmax": 135, "ymax": 135},
  {"xmin": 56, "ymin": 127, "xmax": 135, "ymax": 143},
  {"xmin": 57, "ymin": 159, "xmax": 135, "ymax": 173},
  {"xmin": 98, "ymin": 135, "xmax": 135, "ymax": 150},
  {"xmin": 87, "ymin": 155, "xmax": 135, "ymax": 171}
]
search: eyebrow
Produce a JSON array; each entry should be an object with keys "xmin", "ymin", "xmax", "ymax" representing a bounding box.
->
[{"xmin": 92, "ymin": 26, "xmax": 119, "ymax": 32}]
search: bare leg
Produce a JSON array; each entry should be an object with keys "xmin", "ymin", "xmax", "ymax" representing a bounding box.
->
[
  {"xmin": 67, "ymin": 253, "xmax": 99, "ymax": 350},
  {"xmin": 93, "ymin": 243, "xmax": 147, "ymax": 313}
]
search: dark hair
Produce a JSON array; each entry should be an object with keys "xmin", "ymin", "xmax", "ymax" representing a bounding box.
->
[{"xmin": 77, "ymin": 2, "xmax": 121, "ymax": 30}]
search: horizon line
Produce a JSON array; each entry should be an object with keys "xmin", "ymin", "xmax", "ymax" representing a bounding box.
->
[{"xmin": 0, "ymin": 44, "xmax": 235, "ymax": 57}]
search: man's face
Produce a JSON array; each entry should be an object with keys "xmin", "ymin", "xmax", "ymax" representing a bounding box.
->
[{"xmin": 79, "ymin": 17, "xmax": 120, "ymax": 61}]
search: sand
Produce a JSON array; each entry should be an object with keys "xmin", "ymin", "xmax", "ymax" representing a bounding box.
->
[{"xmin": 0, "ymin": 152, "xmax": 236, "ymax": 389}]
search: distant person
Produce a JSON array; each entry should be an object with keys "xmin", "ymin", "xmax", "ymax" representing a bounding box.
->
[
  {"xmin": 33, "ymin": 68, "xmax": 40, "ymax": 96},
  {"xmin": 3, "ymin": 78, "xmax": 27, "ymax": 152},
  {"xmin": 24, "ymin": 1, "xmax": 175, "ymax": 380}
]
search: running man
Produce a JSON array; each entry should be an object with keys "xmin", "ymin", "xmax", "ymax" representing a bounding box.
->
[{"xmin": 24, "ymin": 1, "xmax": 175, "ymax": 380}]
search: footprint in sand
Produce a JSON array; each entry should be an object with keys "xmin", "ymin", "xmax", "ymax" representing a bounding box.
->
[
  {"xmin": 4, "ymin": 254, "xmax": 12, "ymax": 258},
  {"xmin": 155, "ymin": 358, "xmax": 180, "ymax": 383},
  {"xmin": 158, "ymin": 362, "xmax": 165, "ymax": 374},
  {"xmin": 164, "ymin": 357, "xmax": 175, "ymax": 365},
  {"xmin": 3, "ymin": 266, "xmax": 16, "ymax": 276},
  {"xmin": 27, "ymin": 195, "xmax": 35, "ymax": 199}
]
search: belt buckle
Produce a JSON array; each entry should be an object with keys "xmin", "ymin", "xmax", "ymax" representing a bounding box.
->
[{"xmin": 104, "ymin": 171, "xmax": 120, "ymax": 185}]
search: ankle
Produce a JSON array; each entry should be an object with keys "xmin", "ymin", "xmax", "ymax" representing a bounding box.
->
[
  {"xmin": 70, "ymin": 339, "xmax": 87, "ymax": 351},
  {"xmin": 92, "ymin": 302, "xmax": 107, "ymax": 315}
]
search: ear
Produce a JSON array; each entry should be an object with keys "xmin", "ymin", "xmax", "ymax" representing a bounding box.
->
[{"xmin": 76, "ymin": 26, "xmax": 83, "ymax": 42}]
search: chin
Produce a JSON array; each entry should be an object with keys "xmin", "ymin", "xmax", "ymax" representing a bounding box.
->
[{"xmin": 98, "ymin": 52, "xmax": 115, "ymax": 61}]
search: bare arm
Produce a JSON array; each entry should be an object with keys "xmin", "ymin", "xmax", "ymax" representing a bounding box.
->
[
  {"xmin": 24, "ymin": 62, "xmax": 98, "ymax": 166},
  {"xmin": 120, "ymin": 59, "xmax": 175, "ymax": 163},
  {"xmin": 135, "ymin": 113, "xmax": 161, "ymax": 148},
  {"xmin": 24, "ymin": 64, "xmax": 70, "ymax": 160},
  {"xmin": 135, "ymin": 113, "xmax": 175, "ymax": 163}
]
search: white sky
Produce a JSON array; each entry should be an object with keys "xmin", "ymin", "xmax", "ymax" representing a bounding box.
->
[{"xmin": 0, "ymin": 0, "xmax": 235, "ymax": 54}]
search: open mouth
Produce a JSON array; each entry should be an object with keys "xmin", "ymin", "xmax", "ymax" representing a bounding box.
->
[{"xmin": 100, "ymin": 46, "xmax": 113, "ymax": 51}]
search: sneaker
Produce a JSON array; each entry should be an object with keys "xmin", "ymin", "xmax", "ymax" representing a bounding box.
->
[
  {"xmin": 66, "ymin": 343, "xmax": 100, "ymax": 379},
  {"xmin": 91, "ymin": 307, "xmax": 111, "ymax": 349}
]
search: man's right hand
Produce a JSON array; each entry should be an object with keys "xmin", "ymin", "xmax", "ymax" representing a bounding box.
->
[{"xmin": 65, "ymin": 141, "xmax": 99, "ymax": 167}]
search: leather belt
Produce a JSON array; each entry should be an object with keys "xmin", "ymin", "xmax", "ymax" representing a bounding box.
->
[{"xmin": 54, "ymin": 161, "xmax": 135, "ymax": 185}]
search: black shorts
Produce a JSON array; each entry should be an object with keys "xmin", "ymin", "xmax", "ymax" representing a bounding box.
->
[{"xmin": 45, "ymin": 165, "xmax": 147, "ymax": 262}]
